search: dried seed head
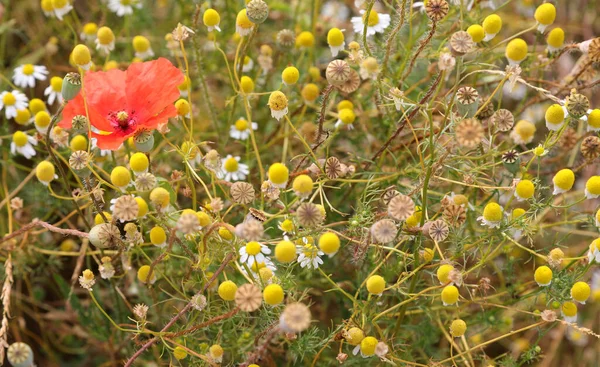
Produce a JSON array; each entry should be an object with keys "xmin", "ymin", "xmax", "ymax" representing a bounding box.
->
[
  {"xmin": 69, "ymin": 150, "xmax": 91, "ymax": 173},
  {"xmin": 476, "ymin": 100, "xmax": 495, "ymax": 119},
  {"xmin": 581, "ymin": 135, "xmax": 600, "ymax": 160},
  {"xmin": 203, "ymin": 149, "xmax": 221, "ymax": 173},
  {"xmin": 502, "ymin": 149, "xmax": 519, "ymax": 164},
  {"xmin": 133, "ymin": 303, "xmax": 149, "ymax": 320},
  {"xmin": 381, "ymin": 186, "xmax": 400, "ymax": 205},
  {"xmin": 277, "ymin": 29, "xmax": 295, "ymax": 48},
  {"xmin": 456, "ymin": 86, "xmax": 479, "ymax": 105},
  {"xmin": 371, "ymin": 219, "xmax": 398, "ymax": 243},
  {"xmin": 71, "ymin": 115, "xmax": 89, "ymax": 132},
  {"xmin": 235, "ymin": 283, "xmax": 263, "ymax": 312},
  {"xmin": 443, "ymin": 204, "xmax": 466, "ymax": 227},
  {"xmin": 300, "ymin": 122, "xmax": 318, "ymax": 143},
  {"xmin": 588, "ymin": 37, "xmax": 600, "ymax": 61},
  {"xmin": 450, "ymin": 31, "xmax": 474, "ymax": 56},
  {"xmin": 235, "ymin": 219, "xmax": 264, "ymax": 241},
  {"xmin": 7, "ymin": 342, "xmax": 34, "ymax": 366},
  {"xmin": 541, "ymin": 309, "xmax": 557, "ymax": 322},
  {"xmin": 325, "ymin": 157, "xmax": 343, "ymax": 179},
  {"xmin": 455, "ymin": 118, "xmax": 484, "ymax": 149},
  {"xmin": 113, "ymin": 195, "xmax": 139, "ymax": 222},
  {"xmin": 248, "ymin": 207, "xmax": 267, "ymax": 222},
  {"xmin": 209, "ymin": 197, "xmax": 224, "ymax": 212},
  {"xmin": 491, "ymin": 109, "xmax": 515, "ymax": 132},
  {"xmin": 261, "ymin": 180, "xmax": 281, "ymax": 201},
  {"xmin": 246, "ymin": 0, "xmax": 269, "ymax": 24},
  {"xmin": 177, "ymin": 213, "xmax": 200, "ymax": 234},
  {"xmin": 191, "ymin": 294, "xmax": 208, "ymax": 311},
  {"xmin": 425, "ymin": 0, "xmax": 449, "ymax": 22},
  {"xmin": 388, "ymin": 194, "xmax": 415, "ymax": 221},
  {"xmin": 558, "ymin": 127, "xmax": 578, "ymax": 150},
  {"xmin": 231, "ymin": 182, "xmax": 255, "ymax": 204},
  {"xmin": 135, "ymin": 172, "xmax": 157, "ymax": 192},
  {"xmin": 296, "ymin": 202, "xmax": 325, "ymax": 227},
  {"xmin": 427, "ymin": 219, "xmax": 449, "ymax": 242},
  {"xmin": 336, "ymin": 68, "xmax": 360, "ymax": 94},
  {"xmin": 565, "ymin": 89, "xmax": 590, "ymax": 118},
  {"xmin": 89, "ymin": 223, "xmax": 121, "ymax": 249},
  {"xmin": 326, "ymin": 60, "xmax": 351, "ymax": 86},
  {"xmin": 280, "ymin": 302, "xmax": 312, "ymax": 333}
]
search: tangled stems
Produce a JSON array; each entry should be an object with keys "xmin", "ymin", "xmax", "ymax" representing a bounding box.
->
[
  {"xmin": 366, "ymin": 72, "xmax": 443, "ymax": 169},
  {"xmin": 123, "ymin": 252, "xmax": 234, "ymax": 367}
]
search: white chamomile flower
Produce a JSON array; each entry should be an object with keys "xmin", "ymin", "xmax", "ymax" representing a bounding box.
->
[
  {"xmin": 132, "ymin": 36, "xmax": 154, "ymax": 60},
  {"xmin": 242, "ymin": 56, "xmax": 254, "ymax": 72},
  {"xmin": 297, "ymin": 239, "xmax": 324, "ymax": 269},
  {"xmin": 588, "ymin": 239, "xmax": 600, "ymax": 264},
  {"xmin": 229, "ymin": 118, "xmax": 258, "ymax": 141},
  {"xmin": 217, "ymin": 155, "xmax": 249, "ymax": 182},
  {"xmin": 13, "ymin": 64, "xmax": 48, "ymax": 89},
  {"xmin": 239, "ymin": 241, "xmax": 271, "ymax": 266},
  {"xmin": 477, "ymin": 203, "xmax": 503, "ymax": 228},
  {"xmin": 95, "ymin": 27, "xmax": 116, "ymax": 55},
  {"xmin": 52, "ymin": 0, "xmax": 73, "ymax": 20},
  {"xmin": 11, "ymin": 131, "xmax": 37, "ymax": 159},
  {"xmin": 44, "ymin": 76, "xmax": 64, "ymax": 106},
  {"xmin": 108, "ymin": 0, "xmax": 142, "ymax": 17},
  {"xmin": 0, "ymin": 90, "xmax": 29, "ymax": 119},
  {"xmin": 351, "ymin": 9, "xmax": 391, "ymax": 37}
]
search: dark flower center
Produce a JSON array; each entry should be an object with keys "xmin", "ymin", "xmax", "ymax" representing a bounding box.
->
[{"xmin": 109, "ymin": 110, "xmax": 137, "ymax": 133}]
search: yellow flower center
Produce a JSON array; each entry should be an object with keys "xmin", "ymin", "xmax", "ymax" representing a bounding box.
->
[
  {"xmin": 2, "ymin": 92, "xmax": 16, "ymax": 106},
  {"xmin": 121, "ymin": 0, "xmax": 131, "ymax": 5},
  {"xmin": 117, "ymin": 111, "xmax": 129, "ymax": 125},
  {"xmin": 12, "ymin": 131, "xmax": 28, "ymax": 147},
  {"xmin": 251, "ymin": 261, "xmax": 267, "ymax": 272},
  {"xmin": 245, "ymin": 241, "xmax": 261, "ymax": 255},
  {"xmin": 224, "ymin": 157, "xmax": 239, "ymax": 172},
  {"xmin": 302, "ymin": 244, "xmax": 318, "ymax": 258},
  {"xmin": 51, "ymin": 77, "xmax": 63, "ymax": 92},
  {"xmin": 235, "ymin": 118, "xmax": 249, "ymax": 131},
  {"xmin": 363, "ymin": 10, "xmax": 379, "ymax": 26},
  {"xmin": 22, "ymin": 64, "xmax": 35, "ymax": 76}
]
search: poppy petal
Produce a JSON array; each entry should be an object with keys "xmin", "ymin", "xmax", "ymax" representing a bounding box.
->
[
  {"xmin": 125, "ymin": 58, "xmax": 184, "ymax": 121},
  {"xmin": 92, "ymin": 130, "xmax": 129, "ymax": 150},
  {"xmin": 59, "ymin": 93, "xmax": 114, "ymax": 132},
  {"xmin": 84, "ymin": 69, "xmax": 127, "ymax": 117}
]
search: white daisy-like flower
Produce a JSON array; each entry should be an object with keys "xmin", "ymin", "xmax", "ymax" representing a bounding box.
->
[
  {"xmin": 0, "ymin": 90, "xmax": 29, "ymax": 119},
  {"xmin": 278, "ymin": 219, "xmax": 295, "ymax": 235},
  {"xmin": 53, "ymin": 0, "xmax": 73, "ymax": 20},
  {"xmin": 135, "ymin": 48, "xmax": 154, "ymax": 60},
  {"xmin": 229, "ymin": 118, "xmax": 258, "ymax": 141},
  {"xmin": 10, "ymin": 131, "xmax": 37, "ymax": 159},
  {"xmin": 566, "ymin": 327, "xmax": 588, "ymax": 346},
  {"xmin": 95, "ymin": 35, "xmax": 115, "ymax": 55},
  {"xmin": 563, "ymin": 314, "xmax": 577, "ymax": 323},
  {"xmin": 239, "ymin": 241, "xmax": 271, "ymax": 266},
  {"xmin": 588, "ymin": 240, "xmax": 600, "ymax": 264},
  {"xmin": 476, "ymin": 216, "xmax": 502, "ymax": 229},
  {"xmin": 297, "ymin": 239, "xmax": 324, "ymax": 269},
  {"xmin": 242, "ymin": 57, "xmax": 254, "ymax": 72},
  {"xmin": 13, "ymin": 64, "xmax": 48, "ymax": 89},
  {"xmin": 44, "ymin": 76, "xmax": 64, "ymax": 106},
  {"xmin": 108, "ymin": 0, "xmax": 142, "ymax": 17},
  {"xmin": 351, "ymin": 9, "xmax": 391, "ymax": 37},
  {"xmin": 217, "ymin": 155, "xmax": 249, "ymax": 182},
  {"xmin": 545, "ymin": 105, "xmax": 568, "ymax": 131}
]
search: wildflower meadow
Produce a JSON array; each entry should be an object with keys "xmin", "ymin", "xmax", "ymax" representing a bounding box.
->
[{"xmin": 1, "ymin": 0, "xmax": 600, "ymax": 365}]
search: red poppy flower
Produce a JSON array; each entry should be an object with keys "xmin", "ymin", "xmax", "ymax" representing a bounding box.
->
[{"xmin": 59, "ymin": 58, "xmax": 184, "ymax": 150}]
